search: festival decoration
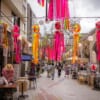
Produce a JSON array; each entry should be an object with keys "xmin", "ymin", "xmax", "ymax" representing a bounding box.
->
[
  {"xmin": 2, "ymin": 23, "xmax": 8, "ymax": 48},
  {"xmin": 72, "ymin": 23, "xmax": 81, "ymax": 64},
  {"xmin": 2, "ymin": 64, "xmax": 14, "ymax": 83},
  {"xmin": 37, "ymin": 0, "xmax": 45, "ymax": 7},
  {"xmin": 13, "ymin": 25, "xmax": 21, "ymax": 63},
  {"xmin": 53, "ymin": 22, "xmax": 64, "ymax": 62},
  {"xmin": 32, "ymin": 24, "xmax": 40, "ymax": 64},
  {"xmin": 48, "ymin": 0, "xmax": 70, "ymax": 20},
  {"xmin": 73, "ymin": 23, "xmax": 81, "ymax": 33},
  {"xmin": 72, "ymin": 33, "xmax": 80, "ymax": 64},
  {"xmin": 64, "ymin": 18, "xmax": 70, "ymax": 30},
  {"xmin": 96, "ymin": 21, "xmax": 100, "ymax": 60}
]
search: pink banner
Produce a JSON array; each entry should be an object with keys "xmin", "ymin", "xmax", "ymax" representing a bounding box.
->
[
  {"xmin": 96, "ymin": 21, "xmax": 100, "ymax": 61},
  {"xmin": 13, "ymin": 25, "xmax": 21, "ymax": 63},
  {"xmin": 48, "ymin": 0, "xmax": 70, "ymax": 20}
]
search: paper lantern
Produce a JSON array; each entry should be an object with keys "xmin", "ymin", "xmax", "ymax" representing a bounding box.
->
[
  {"xmin": 73, "ymin": 23, "xmax": 81, "ymax": 33},
  {"xmin": 32, "ymin": 24, "xmax": 40, "ymax": 33},
  {"xmin": 55, "ymin": 22, "xmax": 61, "ymax": 30}
]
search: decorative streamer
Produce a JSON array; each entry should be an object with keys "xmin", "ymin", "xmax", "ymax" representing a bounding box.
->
[
  {"xmin": 37, "ymin": 0, "xmax": 45, "ymax": 7},
  {"xmin": 32, "ymin": 24, "xmax": 40, "ymax": 64},
  {"xmin": 72, "ymin": 33, "xmax": 79, "ymax": 64},
  {"xmin": 64, "ymin": 18, "xmax": 70, "ymax": 30},
  {"xmin": 53, "ymin": 22, "xmax": 64, "ymax": 62},
  {"xmin": 72, "ymin": 23, "xmax": 81, "ymax": 64},
  {"xmin": 3, "ymin": 23, "xmax": 8, "ymax": 48},
  {"xmin": 96, "ymin": 21, "xmax": 100, "ymax": 61},
  {"xmin": 48, "ymin": 0, "xmax": 70, "ymax": 20},
  {"xmin": 13, "ymin": 25, "xmax": 21, "ymax": 63}
]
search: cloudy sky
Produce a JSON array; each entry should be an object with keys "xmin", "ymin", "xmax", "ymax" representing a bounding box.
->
[{"xmin": 28, "ymin": 0, "xmax": 100, "ymax": 34}]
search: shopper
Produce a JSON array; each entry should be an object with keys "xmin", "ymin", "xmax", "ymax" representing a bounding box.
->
[
  {"xmin": 51, "ymin": 63, "xmax": 55, "ymax": 80},
  {"xmin": 64, "ymin": 64, "xmax": 69, "ymax": 78},
  {"xmin": 36, "ymin": 63, "xmax": 40, "ymax": 77},
  {"xmin": 57, "ymin": 63, "xmax": 62, "ymax": 77},
  {"xmin": 28, "ymin": 62, "xmax": 36, "ymax": 89}
]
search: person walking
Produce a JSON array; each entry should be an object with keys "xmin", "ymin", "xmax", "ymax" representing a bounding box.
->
[
  {"xmin": 36, "ymin": 63, "xmax": 40, "ymax": 78},
  {"xmin": 57, "ymin": 63, "xmax": 62, "ymax": 77},
  {"xmin": 28, "ymin": 62, "xmax": 36, "ymax": 89},
  {"xmin": 64, "ymin": 64, "xmax": 69, "ymax": 78},
  {"xmin": 51, "ymin": 63, "xmax": 55, "ymax": 80}
]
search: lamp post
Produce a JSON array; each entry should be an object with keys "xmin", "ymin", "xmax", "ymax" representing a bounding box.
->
[{"xmin": 88, "ymin": 36, "xmax": 93, "ymax": 64}]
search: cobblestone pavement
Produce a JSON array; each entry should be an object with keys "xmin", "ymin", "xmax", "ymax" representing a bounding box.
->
[{"xmin": 25, "ymin": 71, "xmax": 100, "ymax": 100}]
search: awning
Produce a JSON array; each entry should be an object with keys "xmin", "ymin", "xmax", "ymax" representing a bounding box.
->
[
  {"xmin": 66, "ymin": 57, "xmax": 88, "ymax": 63},
  {"xmin": 21, "ymin": 54, "xmax": 32, "ymax": 61}
]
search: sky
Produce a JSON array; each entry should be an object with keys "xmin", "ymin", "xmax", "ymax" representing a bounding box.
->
[{"xmin": 28, "ymin": 0, "xmax": 100, "ymax": 35}]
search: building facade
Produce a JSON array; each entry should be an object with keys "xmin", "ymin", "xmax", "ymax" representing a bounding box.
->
[{"xmin": 0, "ymin": 0, "xmax": 27, "ymax": 79}]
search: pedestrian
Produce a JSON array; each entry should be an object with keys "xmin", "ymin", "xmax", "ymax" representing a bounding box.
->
[
  {"xmin": 36, "ymin": 63, "xmax": 40, "ymax": 78},
  {"xmin": 28, "ymin": 62, "xmax": 36, "ymax": 89},
  {"xmin": 57, "ymin": 63, "xmax": 62, "ymax": 77},
  {"xmin": 47, "ymin": 63, "xmax": 51, "ymax": 78},
  {"xmin": 51, "ymin": 63, "xmax": 55, "ymax": 80},
  {"xmin": 64, "ymin": 64, "xmax": 69, "ymax": 78}
]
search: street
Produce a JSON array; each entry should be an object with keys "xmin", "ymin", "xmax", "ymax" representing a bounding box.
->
[{"xmin": 27, "ymin": 71, "xmax": 100, "ymax": 100}]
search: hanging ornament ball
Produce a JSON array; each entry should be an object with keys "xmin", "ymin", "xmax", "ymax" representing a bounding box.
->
[
  {"xmin": 55, "ymin": 22, "xmax": 61, "ymax": 30},
  {"xmin": 73, "ymin": 23, "xmax": 81, "ymax": 33},
  {"xmin": 32, "ymin": 24, "xmax": 40, "ymax": 33}
]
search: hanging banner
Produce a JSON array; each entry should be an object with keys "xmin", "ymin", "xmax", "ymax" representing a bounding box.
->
[
  {"xmin": 53, "ymin": 22, "xmax": 65, "ymax": 62},
  {"xmin": 96, "ymin": 21, "xmax": 100, "ymax": 61},
  {"xmin": 37, "ymin": 0, "xmax": 45, "ymax": 7},
  {"xmin": 13, "ymin": 25, "xmax": 21, "ymax": 63},
  {"xmin": 72, "ymin": 23, "xmax": 81, "ymax": 64},
  {"xmin": 3, "ymin": 23, "xmax": 8, "ymax": 48},
  {"xmin": 48, "ymin": 0, "xmax": 70, "ymax": 20},
  {"xmin": 32, "ymin": 24, "xmax": 40, "ymax": 64}
]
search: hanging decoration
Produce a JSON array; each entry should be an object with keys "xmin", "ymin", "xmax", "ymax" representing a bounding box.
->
[
  {"xmin": 96, "ymin": 21, "xmax": 100, "ymax": 61},
  {"xmin": 37, "ymin": 0, "xmax": 45, "ymax": 7},
  {"xmin": 13, "ymin": 25, "xmax": 21, "ymax": 63},
  {"xmin": 48, "ymin": 0, "xmax": 70, "ymax": 20},
  {"xmin": 32, "ymin": 24, "xmax": 40, "ymax": 64},
  {"xmin": 73, "ymin": 23, "xmax": 81, "ymax": 33},
  {"xmin": 53, "ymin": 22, "xmax": 65, "ymax": 62},
  {"xmin": 64, "ymin": 18, "xmax": 70, "ymax": 31},
  {"xmin": 72, "ymin": 33, "xmax": 79, "ymax": 64},
  {"xmin": 72, "ymin": 23, "xmax": 81, "ymax": 64},
  {"xmin": 2, "ymin": 23, "xmax": 8, "ymax": 48}
]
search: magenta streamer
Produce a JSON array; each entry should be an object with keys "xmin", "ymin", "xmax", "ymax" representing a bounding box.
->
[
  {"xmin": 96, "ymin": 22, "xmax": 100, "ymax": 60},
  {"xmin": 48, "ymin": 0, "xmax": 70, "ymax": 20},
  {"xmin": 13, "ymin": 25, "xmax": 21, "ymax": 63}
]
